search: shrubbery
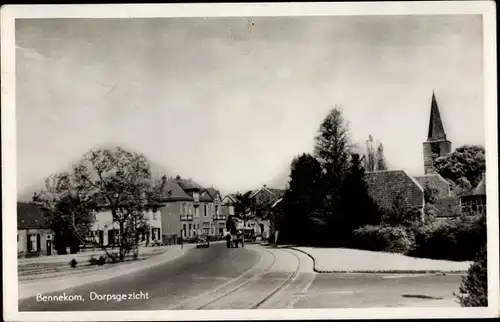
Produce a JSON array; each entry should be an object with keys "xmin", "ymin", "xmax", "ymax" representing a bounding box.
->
[
  {"xmin": 455, "ymin": 245, "xmax": 488, "ymax": 307},
  {"xmin": 352, "ymin": 225, "xmax": 415, "ymax": 253},
  {"xmin": 353, "ymin": 213, "xmax": 485, "ymax": 262},
  {"xmin": 408, "ymin": 214, "xmax": 486, "ymax": 261}
]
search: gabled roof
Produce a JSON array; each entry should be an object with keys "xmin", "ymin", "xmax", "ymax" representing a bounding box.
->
[
  {"xmin": 222, "ymin": 194, "xmax": 237, "ymax": 204},
  {"xmin": 160, "ymin": 179, "xmax": 193, "ymax": 201},
  {"xmin": 271, "ymin": 198, "xmax": 283, "ymax": 208},
  {"xmin": 414, "ymin": 173, "xmax": 451, "ymax": 198},
  {"xmin": 205, "ymin": 188, "xmax": 221, "ymax": 200},
  {"xmin": 474, "ymin": 174, "xmax": 486, "ymax": 195},
  {"xmin": 199, "ymin": 190, "xmax": 213, "ymax": 202},
  {"xmin": 176, "ymin": 178, "xmax": 205, "ymax": 191},
  {"xmin": 365, "ymin": 170, "xmax": 425, "ymax": 210},
  {"xmin": 427, "ymin": 92, "xmax": 448, "ymax": 141},
  {"xmin": 18, "ymin": 202, "xmax": 50, "ymax": 230},
  {"xmin": 249, "ymin": 185, "xmax": 285, "ymax": 199}
]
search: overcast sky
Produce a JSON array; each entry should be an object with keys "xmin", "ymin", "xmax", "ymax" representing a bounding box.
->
[{"xmin": 16, "ymin": 15, "xmax": 484, "ymax": 195}]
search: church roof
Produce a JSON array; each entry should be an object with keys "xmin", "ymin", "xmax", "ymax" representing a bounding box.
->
[
  {"xmin": 414, "ymin": 173, "xmax": 451, "ymax": 198},
  {"xmin": 427, "ymin": 92, "xmax": 448, "ymax": 141},
  {"xmin": 365, "ymin": 170, "xmax": 425, "ymax": 210}
]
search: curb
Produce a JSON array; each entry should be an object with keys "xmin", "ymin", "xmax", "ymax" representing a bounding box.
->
[{"xmin": 288, "ymin": 247, "xmax": 469, "ymax": 275}]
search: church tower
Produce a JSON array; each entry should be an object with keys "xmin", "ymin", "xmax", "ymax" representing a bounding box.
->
[{"xmin": 422, "ymin": 92, "xmax": 452, "ymax": 174}]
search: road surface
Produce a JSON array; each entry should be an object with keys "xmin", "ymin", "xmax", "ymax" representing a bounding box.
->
[{"xmin": 18, "ymin": 243, "xmax": 463, "ymax": 311}]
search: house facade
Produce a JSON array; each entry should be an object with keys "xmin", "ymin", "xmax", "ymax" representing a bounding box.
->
[
  {"xmin": 460, "ymin": 174, "xmax": 486, "ymax": 215},
  {"xmin": 159, "ymin": 176, "xmax": 222, "ymax": 242},
  {"xmin": 207, "ymin": 188, "xmax": 226, "ymax": 237},
  {"xmin": 87, "ymin": 206, "xmax": 162, "ymax": 247},
  {"xmin": 242, "ymin": 185, "xmax": 285, "ymax": 239},
  {"xmin": 221, "ymin": 194, "xmax": 236, "ymax": 218},
  {"xmin": 17, "ymin": 202, "xmax": 55, "ymax": 257}
]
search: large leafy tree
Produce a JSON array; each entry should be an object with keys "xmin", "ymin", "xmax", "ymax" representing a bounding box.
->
[
  {"xmin": 281, "ymin": 153, "xmax": 326, "ymax": 246},
  {"xmin": 35, "ymin": 147, "xmax": 166, "ymax": 261},
  {"xmin": 434, "ymin": 145, "xmax": 485, "ymax": 194},
  {"xmin": 33, "ymin": 174, "xmax": 95, "ymax": 255}
]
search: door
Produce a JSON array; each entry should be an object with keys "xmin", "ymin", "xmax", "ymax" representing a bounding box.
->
[{"xmin": 46, "ymin": 240, "xmax": 52, "ymax": 255}]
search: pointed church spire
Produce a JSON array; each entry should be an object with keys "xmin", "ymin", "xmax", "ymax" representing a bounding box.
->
[{"xmin": 427, "ymin": 91, "xmax": 447, "ymax": 141}]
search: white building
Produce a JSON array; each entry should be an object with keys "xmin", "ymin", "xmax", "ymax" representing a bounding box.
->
[{"xmin": 87, "ymin": 207, "xmax": 162, "ymax": 247}]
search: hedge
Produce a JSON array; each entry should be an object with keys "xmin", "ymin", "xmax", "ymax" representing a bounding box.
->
[
  {"xmin": 352, "ymin": 225, "xmax": 415, "ymax": 254},
  {"xmin": 408, "ymin": 214, "xmax": 486, "ymax": 261},
  {"xmin": 353, "ymin": 213, "xmax": 485, "ymax": 261}
]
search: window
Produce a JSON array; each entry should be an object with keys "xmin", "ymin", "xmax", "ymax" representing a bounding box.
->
[
  {"xmin": 181, "ymin": 202, "xmax": 186, "ymax": 215},
  {"xmin": 193, "ymin": 193, "xmax": 200, "ymax": 202},
  {"xmin": 215, "ymin": 205, "xmax": 219, "ymax": 216},
  {"xmin": 204, "ymin": 205, "xmax": 207, "ymax": 216},
  {"xmin": 189, "ymin": 224, "xmax": 192, "ymax": 231}
]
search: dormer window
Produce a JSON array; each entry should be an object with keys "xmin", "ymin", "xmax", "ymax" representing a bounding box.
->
[{"xmin": 193, "ymin": 192, "xmax": 200, "ymax": 202}]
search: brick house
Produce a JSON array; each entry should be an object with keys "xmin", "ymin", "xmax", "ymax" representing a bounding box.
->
[
  {"xmin": 17, "ymin": 202, "xmax": 55, "ymax": 257},
  {"xmin": 159, "ymin": 176, "xmax": 220, "ymax": 242}
]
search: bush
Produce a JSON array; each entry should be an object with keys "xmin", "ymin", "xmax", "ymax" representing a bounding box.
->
[
  {"xmin": 408, "ymin": 214, "xmax": 485, "ymax": 261},
  {"xmin": 97, "ymin": 256, "xmax": 106, "ymax": 266},
  {"xmin": 70, "ymin": 258, "xmax": 77, "ymax": 268},
  {"xmin": 455, "ymin": 246, "xmax": 488, "ymax": 306},
  {"xmin": 352, "ymin": 225, "xmax": 415, "ymax": 254},
  {"xmin": 89, "ymin": 256, "xmax": 98, "ymax": 265}
]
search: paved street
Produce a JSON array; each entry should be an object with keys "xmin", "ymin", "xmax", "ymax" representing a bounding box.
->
[{"xmin": 18, "ymin": 243, "xmax": 464, "ymax": 311}]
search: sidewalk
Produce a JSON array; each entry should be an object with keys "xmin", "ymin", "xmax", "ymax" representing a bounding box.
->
[
  {"xmin": 19, "ymin": 244, "xmax": 193, "ymax": 300},
  {"xmin": 18, "ymin": 245, "xmax": 170, "ymax": 265},
  {"xmin": 288, "ymin": 246, "xmax": 472, "ymax": 273}
]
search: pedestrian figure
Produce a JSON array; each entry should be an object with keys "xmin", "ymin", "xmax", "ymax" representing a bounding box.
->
[{"xmin": 224, "ymin": 233, "xmax": 231, "ymax": 248}]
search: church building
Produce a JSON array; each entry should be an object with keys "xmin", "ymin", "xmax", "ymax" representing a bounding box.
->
[{"xmin": 365, "ymin": 92, "xmax": 465, "ymax": 219}]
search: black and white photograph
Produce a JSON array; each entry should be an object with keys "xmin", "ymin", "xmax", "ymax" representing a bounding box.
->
[{"xmin": 1, "ymin": 2, "xmax": 498, "ymax": 321}]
